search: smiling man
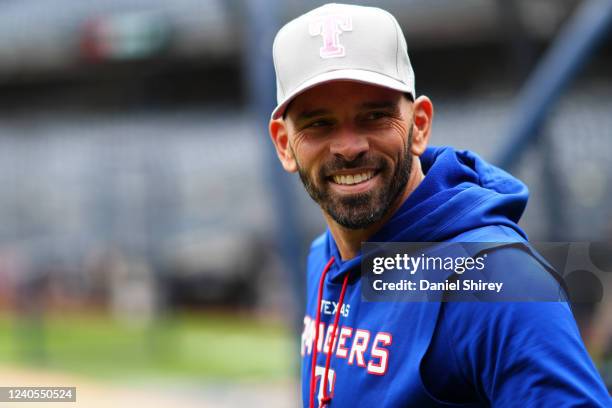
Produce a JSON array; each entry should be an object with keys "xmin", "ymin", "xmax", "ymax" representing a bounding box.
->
[
  {"xmin": 276, "ymin": 81, "xmax": 428, "ymax": 260},
  {"xmin": 268, "ymin": 3, "xmax": 610, "ymax": 408}
]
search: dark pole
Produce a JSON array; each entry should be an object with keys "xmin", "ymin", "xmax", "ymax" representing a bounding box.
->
[
  {"xmin": 496, "ymin": 0, "xmax": 612, "ymax": 170},
  {"xmin": 243, "ymin": 1, "xmax": 305, "ymax": 320}
]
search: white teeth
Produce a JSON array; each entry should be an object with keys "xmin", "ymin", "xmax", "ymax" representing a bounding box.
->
[{"xmin": 332, "ymin": 171, "xmax": 374, "ymax": 185}]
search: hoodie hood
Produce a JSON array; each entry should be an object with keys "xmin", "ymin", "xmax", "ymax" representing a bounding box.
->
[{"xmin": 325, "ymin": 146, "xmax": 529, "ymax": 281}]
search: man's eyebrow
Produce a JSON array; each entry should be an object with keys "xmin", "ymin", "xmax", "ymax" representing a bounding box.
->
[
  {"xmin": 358, "ymin": 100, "xmax": 399, "ymax": 110},
  {"xmin": 295, "ymin": 108, "xmax": 332, "ymax": 121},
  {"xmin": 293, "ymin": 100, "xmax": 399, "ymax": 121}
]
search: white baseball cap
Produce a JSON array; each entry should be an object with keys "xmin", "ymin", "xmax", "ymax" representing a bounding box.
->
[{"xmin": 271, "ymin": 3, "xmax": 415, "ymax": 120}]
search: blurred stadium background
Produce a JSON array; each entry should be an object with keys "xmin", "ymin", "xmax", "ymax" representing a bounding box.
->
[{"xmin": 0, "ymin": 0, "xmax": 610, "ymax": 406}]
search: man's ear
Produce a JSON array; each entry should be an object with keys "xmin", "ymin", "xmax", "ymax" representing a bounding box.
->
[
  {"xmin": 410, "ymin": 95, "xmax": 434, "ymax": 156},
  {"xmin": 269, "ymin": 119, "xmax": 298, "ymax": 173}
]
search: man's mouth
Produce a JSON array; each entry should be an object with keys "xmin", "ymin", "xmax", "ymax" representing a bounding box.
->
[{"xmin": 330, "ymin": 170, "xmax": 377, "ymax": 186}]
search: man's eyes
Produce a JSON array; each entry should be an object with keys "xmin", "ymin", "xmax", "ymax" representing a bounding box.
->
[
  {"xmin": 363, "ymin": 111, "xmax": 391, "ymax": 121},
  {"xmin": 301, "ymin": 111, "xmax": 391, "ymax": 130},
  {"xmin": 303, "ymin": 119, "xmax": 334, "ymax": 129}
]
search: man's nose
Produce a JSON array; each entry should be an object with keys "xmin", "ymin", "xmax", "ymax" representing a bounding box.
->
[{"xmin": 329, "ymin": 128, "xmax": 369, "ymax": 161}]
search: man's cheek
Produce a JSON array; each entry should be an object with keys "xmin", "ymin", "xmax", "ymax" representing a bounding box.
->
[{"xmin": 315, "ymin": 163, "xmax": 329, "ymax": 184}]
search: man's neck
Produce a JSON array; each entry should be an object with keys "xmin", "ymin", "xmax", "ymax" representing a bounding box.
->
[{"xmin": 325, "ymin": 158, "xmax": 425, "ymax": 261}]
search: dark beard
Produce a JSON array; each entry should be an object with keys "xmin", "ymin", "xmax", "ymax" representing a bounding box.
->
[{"xmin": 296, "ymin": 128, "xmax": 413, "ymax": 229}]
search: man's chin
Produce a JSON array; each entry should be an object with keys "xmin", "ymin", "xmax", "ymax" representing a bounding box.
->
[
  {"xmin": 329, "ymin": 214, "xmax": 382, "ymax": 230},
  {"xmin": 325, "ymin": 202, "xmax": 386, "ymax": 230}
]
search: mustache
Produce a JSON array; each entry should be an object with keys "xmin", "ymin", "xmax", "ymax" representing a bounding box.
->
[{"xmin": 320, "ymin": 154, "xmax": 386, "ymax": 177}]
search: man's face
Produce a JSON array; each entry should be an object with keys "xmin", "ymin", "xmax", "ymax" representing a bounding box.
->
[{"xmin": 282, "ymin": 81, "xmax": 415, "ymax": 229}]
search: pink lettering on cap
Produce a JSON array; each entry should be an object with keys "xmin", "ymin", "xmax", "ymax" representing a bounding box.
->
[{"xmin": 308, "ymin": 14, "xmax": 353, "ymax": 59}]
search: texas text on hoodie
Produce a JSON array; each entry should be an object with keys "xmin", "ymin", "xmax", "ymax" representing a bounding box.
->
[{"xmin": 301, "ymin": 147, "xmax": 611, "ymax": 407}]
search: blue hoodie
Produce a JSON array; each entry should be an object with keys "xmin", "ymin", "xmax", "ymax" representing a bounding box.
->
[{"xmin": 301, "ymin": 147, "xmax": 611, "ymax": 407}]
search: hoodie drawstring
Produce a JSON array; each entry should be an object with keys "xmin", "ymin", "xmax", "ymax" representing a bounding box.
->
[{"xmin": 309, "ymin": 256, "xmax": 350, "ymax": 408}]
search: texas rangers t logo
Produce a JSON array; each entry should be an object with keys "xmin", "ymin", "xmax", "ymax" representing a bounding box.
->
[{"xmin": 309, "ymin": 15, "xmax": 353, "ymax": 58}]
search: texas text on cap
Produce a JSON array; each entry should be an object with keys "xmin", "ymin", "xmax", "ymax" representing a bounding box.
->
[{"xmin": 271, "ymin": 3, "xmax": 415, "ymax": 120}]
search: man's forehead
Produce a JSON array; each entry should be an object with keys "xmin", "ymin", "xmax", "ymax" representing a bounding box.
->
[{"xmin": 288, "ymin": 81, "xmax": 404, "ymax": 117}]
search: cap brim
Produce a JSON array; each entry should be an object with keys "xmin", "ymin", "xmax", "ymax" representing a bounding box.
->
[{"xmin": 271, "ymin": 69, "xmax": 414, "ymax": 120}]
